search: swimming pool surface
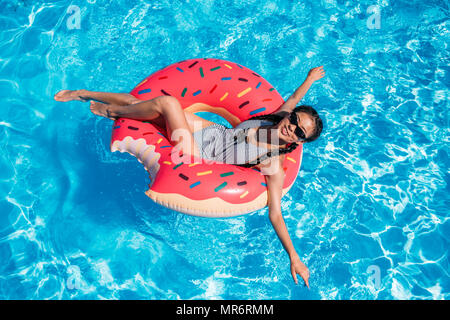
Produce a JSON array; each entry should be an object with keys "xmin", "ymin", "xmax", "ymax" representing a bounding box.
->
[{"xmin": 0, "ymin": 0, "xmax": 448, "ymax": 299}]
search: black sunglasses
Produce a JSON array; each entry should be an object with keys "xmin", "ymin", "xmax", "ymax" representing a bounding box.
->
[{"xmin": 289, "ymin": 112, "xmax": 306, "ymax": 140}]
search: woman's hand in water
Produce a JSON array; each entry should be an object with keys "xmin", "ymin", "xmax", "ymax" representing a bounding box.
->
[
  {"xmin": 307, "ymin": 66, "xmax": 325, "ymax": 82},
  {"xmin": 290, "ymin": 255, "xmax": 310, "ymax": 288}
]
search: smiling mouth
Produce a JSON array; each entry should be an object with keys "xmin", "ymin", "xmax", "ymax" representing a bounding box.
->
[{"xmin": 281, "ymin": 126, "xmax": 288, "ymax": 137}]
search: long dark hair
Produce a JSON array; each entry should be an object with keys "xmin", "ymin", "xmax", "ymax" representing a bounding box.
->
[{"xmin": 237, "ymin": 105, "xmax": 323, "ymax": 168}]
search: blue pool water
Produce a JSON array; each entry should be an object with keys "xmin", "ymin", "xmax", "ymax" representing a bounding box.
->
[{"xmin": 0, "ymin": 0, "xmax": 448, "ymax": 300}]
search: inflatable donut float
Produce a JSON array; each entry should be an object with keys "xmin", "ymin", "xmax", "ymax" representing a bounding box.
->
[{"xmin": 110, "ymin": 58, "xmax": 303, "ymax": 217}]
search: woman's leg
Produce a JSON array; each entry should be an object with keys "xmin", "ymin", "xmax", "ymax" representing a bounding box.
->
[
  {"xmin": 91, "ymin": 96, "xmax": 201, "ymax": 157},
  {"xmin": 54, "ymin": 89, "xmax": 140, "ymax": 106}
]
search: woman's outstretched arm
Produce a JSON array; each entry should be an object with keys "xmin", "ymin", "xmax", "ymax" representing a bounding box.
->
[
  {"xmin": 260, "ymin": 157, "xmax": 310, "ymax": 287},
  {"xmin": 276, "ymin": 66, "xmax": 325, "ymax": 114}
]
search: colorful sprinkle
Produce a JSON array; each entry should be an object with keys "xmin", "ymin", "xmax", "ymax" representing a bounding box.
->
[
  {"xmin": 188, "ymin": 61, "xmax": 198, "ymax": 68},
  {"xmin": 252, "ymin": 72, "xmax": 261, "ymax": 77},
  {"xmin": 143, "ymin": 132, "xmax": 153, "ymax": 135},
  {"xmin": 224, "ymin": 64, "xmax": 232, "ymax": 69},
  {"xmin": 237, "ymin": 181, "xmax": 247, "ymax": 186},
  {"xmin": 214, "ymin": 182, "xmax": 227, "ymax": 192},
  {"xmin": 219, "ymin": 92, "xmax": 229, "ymax": 101},
  {"xmin": 209, "ymin": 84, "xmax": 218, "ymax": 94},
  {"xmin": 221, "ymin": 77, "xmax": 232, "ymax": 81},
  {"xmin": 261, "ymin": 182, "xmax": 267, "ymax": 187},
  {"xmin": 262, "ymin": 98, "xmax": 272, "ymax": 102},
  {"xmin": 176, "ymin": 67, "xmax": 184, "ymax": 72},
  {"xmin": 239, "ymin": 191, "xmax": 249, "ymax": 199},
  {"xmin": 163, "ymin": 161, "xmax": 172, "ymax": 165},
  {"xmin": 238, "ymin": 101, "xmax": 249, "ymax": 109},
  {"xmin": 161, "ymin": 89, "xmax": 171, "ymax": 96},
  {"xmin": 238, "ymin": 78, "xmax": 248, "ymax": 82},
  {"xmin": 249, "ymin": 107, "xmax": 266, "ymax": 115},
  {"xmin": 136, "ymin": 79, "xmax": 148, "ymax": 87},
  {"xmin": 256, "ymin": 82, "xmax": 262, "ymax": 89},
  {"xmin": 193, "ymin": 90, "xmax": 202, "ymax": 96},
  {"xmin": 178, "ymin": 173, "xmax": 189, "ymax": 180},
  {"xmin": 188, "ymin": 163, "xmax": 201, "ymax": 167},
  {"xmin": 138, "ymin": 88, "xmax": 151, "ymax": 94},
  {"xmin": 286, "ymin": 156, "xmax": 296, "ymax": 163},
  {"xmin": 220, "ymin": 171, "xmax": 234, "ymax": 177},
  {"xmin": 127, "ymin": 126, "xmax": 139, "ymax": 130},
  {"xmin": 197, "ymin": 170, "xmax": 213, "ymax": 176},
  {"xmin": 157, "ymin": 138, "xmax": 163, "ymax": 144},
  {"xmin": 181, "ymin": 88, "xmax": 187, "ymax": 97},
  {"xmin": 210, "ymin": 66, "xmax": 221, "ymax": 71},
  {"xmin": 173, "ymin": 162, "xmax": 184, "ymax": 169},
  {"xmin": 236, "ymin": 64, "xmax": 244, "ymax": 69},
  {"xmin": 237, "ymin": 87, "xmax": 251, "ymax": 98},
  {"xmin": 160, "ymin": 145, "xmax": 171, "ymax": 148},
  {"xmin": 269, "ymin": 88, "xmax": 275, "ymax": 91},
  {"xmin": 158, "ymin": 76, "xmax": 168, "ymax": 80},
  {"xmin": 113, "ymin": 126, "xmax": 121, "ymax": 129},
  {"xmin": 189, "ymin": 181, "xmax": 201, "ymax": 188},
  {"xmin": 199, "ymin": 67, "xmax": 204, "ymax": 78}
]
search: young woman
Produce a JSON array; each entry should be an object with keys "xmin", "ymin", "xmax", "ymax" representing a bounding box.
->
[{"xmin": 54, "ymin": 66, "xmax": 325, "ymax": 287}]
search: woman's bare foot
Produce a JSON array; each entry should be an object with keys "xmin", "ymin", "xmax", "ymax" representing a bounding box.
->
[
  {"xmin": 54, "ymin": 89, "xmax": 89, "ymax": 102},
  {"xmin": 90, "ymin": 101, "xmax": 116, "ymax": 120}
]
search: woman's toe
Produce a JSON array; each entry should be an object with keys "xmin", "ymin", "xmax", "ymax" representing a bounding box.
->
[
  {"xmin": 54, "ymin": 90, "xmax": 71, "ymax": 101},
  {"xmin": 90, "ymin": 101, "xmax": 113, "ymax": 119},
  {"xmin": 89, "ymin": 101, "xmax": 100, "ymax": 115}
]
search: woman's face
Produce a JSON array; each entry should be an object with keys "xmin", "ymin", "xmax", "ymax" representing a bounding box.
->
[{"xmin": 277, "ymin": 111, "xmax": 315, "ymax": 144}]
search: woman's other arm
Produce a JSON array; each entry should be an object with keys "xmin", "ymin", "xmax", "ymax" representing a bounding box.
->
[{"xmin": 259, "ymin": 157, "xmax": 310, "ymax": 287}]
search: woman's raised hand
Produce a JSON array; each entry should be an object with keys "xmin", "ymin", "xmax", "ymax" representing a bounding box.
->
[{"xmin": 307, "ymin": 66, "xmax": 325, "ymax": 82}]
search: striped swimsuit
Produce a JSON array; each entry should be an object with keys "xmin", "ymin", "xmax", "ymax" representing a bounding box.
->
[{"xmin": 192, "ymin": 119, "xmax": 275, "ymax": 165}]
